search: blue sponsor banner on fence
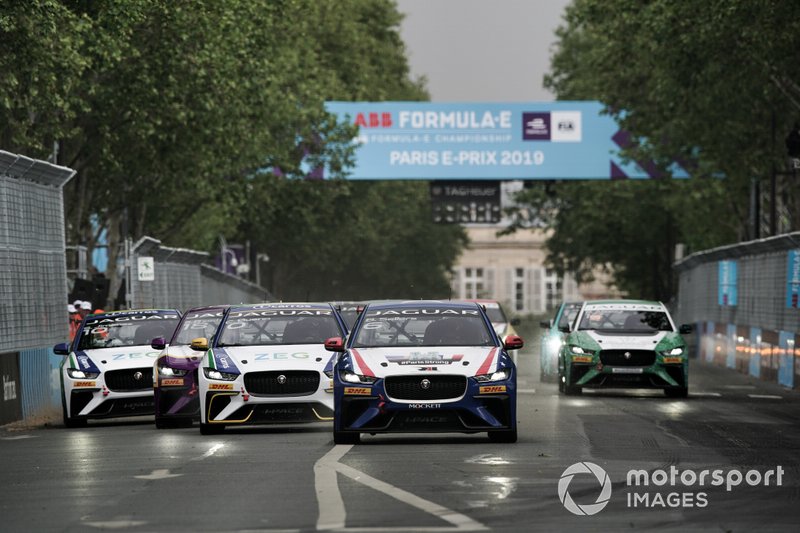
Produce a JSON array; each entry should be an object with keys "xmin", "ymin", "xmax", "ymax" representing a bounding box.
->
[
  {"xmin": 718, "ymin": 260, "xmax": 738, "ymax": 306},
  {"xmin": 325, "ymin": 101, "xmax": 690, "ymax": 180},
  {"xmin": 787, "ymin": 250, "xmax": 800, "ymax": 309}
]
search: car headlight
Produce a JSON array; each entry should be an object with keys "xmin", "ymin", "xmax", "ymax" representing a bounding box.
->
[
  {"xmin": 661, "ymin": 347, "xmax": 684, "ymax": 357},
  {"xmin": 323, "ymin": 369, "xmax": 334, "ymax": 379},
  {"xmin": 67, "ymin": 368, "xmax": 100, "ymax": 379},
  {"xmin": 474, "ymin": 368, "xmax": 511, "ymax": 382},
  {"xmin": 158, "ymin": 366, "xmax": 189, "ymax": 377},
  {"xmin": 340, "ymin": 370, "xmax": 376, "ymax": 384},
  {"xmin": 203, "ymin": 368, "xmax": 239, "ymax": 381},
  {"xmin": 569, "ymin": 345, "xmax": 591, "ymax": 355}
]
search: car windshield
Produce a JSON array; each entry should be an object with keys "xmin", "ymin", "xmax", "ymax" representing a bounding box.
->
[
  {"xmin": 578, "ymin": 309, "xmax": 672, "ymax": 333},
  {"xmin": 352, "ymin": 307, "xmax": 495, "ymax": 348},
  {"xmin": 172, "ymin": 310, "xmax": 225, "ymax": 345},
  {"xmin": 337, "ymin": 306, "xmax": 360, "ymax": 329},
  {"xmin": 558, "ymin": 303, "xmax": 582, "ymax": 329},
  {"xmin": 77, "ymin": 312, "xmax": 180, "ymax": 350},
  {"xmin": 217, "ymin": 308, "xmax": 342, "ymax": 346},
  {"xmin": 484, "ymin": 305, "xmax": 507, "ymax": 324}
]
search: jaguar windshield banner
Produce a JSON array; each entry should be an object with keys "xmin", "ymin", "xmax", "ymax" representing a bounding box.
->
[{"xmin": 325, "ymin": 101, "xmax": 690, "ymax": 180}]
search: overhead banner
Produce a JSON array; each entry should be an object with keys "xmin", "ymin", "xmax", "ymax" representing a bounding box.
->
[{"xmin": 325, "ymin": 101, "xmax": 689, "ymax": 180}]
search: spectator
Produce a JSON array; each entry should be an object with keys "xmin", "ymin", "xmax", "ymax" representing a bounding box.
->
[
  {"xmin": 79, "ymin": 301, "xmax": 93, "ymax": 319},
  {"xmin": 68, "ymin": 304, "xmax": 81, "ymax": 341}
]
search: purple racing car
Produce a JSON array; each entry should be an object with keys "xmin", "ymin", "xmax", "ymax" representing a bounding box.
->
[{"xmin": 153, "ymin": 305, "xmax": 229, "ymax": 428}]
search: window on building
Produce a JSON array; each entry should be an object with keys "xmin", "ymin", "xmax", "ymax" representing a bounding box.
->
[
  {"xmin": 513, "ymin": 268, "xmax": 525, "ymax": 312},
  {"xmin": 543, "ymin": 269, "xmax": 562, "ymax": 311},
  {"xmin": 463, "ymin": 267, "xmax": 485, "ymax": 299}
]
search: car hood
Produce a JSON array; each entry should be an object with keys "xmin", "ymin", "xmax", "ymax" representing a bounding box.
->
[
  {"xmin": 575, "ymin": 330, "xmax": 669, "ymax": 351},
  {"xmin": 159, "ymin": 345, "xmax": 204, "ymax": 371},
  {"xmin": 207, "ymin": 345, "xmax": 335, "ymax": 374},
  {"xmin": 71, "ymin": 346, "xmax": 161, "ymax": 373},
  {"xmin": 347, "ymin": 346, "xmax": 502, "ymax": 378}
]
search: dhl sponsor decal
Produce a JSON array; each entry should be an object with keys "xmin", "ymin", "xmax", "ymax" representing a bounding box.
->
[
  {"xmin": 74, "ymin": 381, "xmax": 96, "ymax": 388},
  {"xmin": 662, "ymin": 356, "xmax": 684, "ymax": 364},
  {"xmin": 209, "ymin": 383, "xmax": 234, "ymax": 390},
  {"xmin": 161, "ymin": 378, "xmax": 184, "ymax": 386},
  {"xmin": 344, "ymin": 387, "xmax": 372, "ymax": 395},
  {"xmin": 479, "ymin": 385, "xmax": 507, "ymax": 394},
  {"xmin": 572, "ymin": 355, "xmax": 594, "ymax": 363}
]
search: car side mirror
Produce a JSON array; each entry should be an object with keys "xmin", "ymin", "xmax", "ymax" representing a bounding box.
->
[
  {"xmin": 510, "ymin": 317, "xmax": 521, "ymax": 326},
  {"xmin": 558, "ymin": 325, "xmax": 571, "ymax": 333},
  {"xmin": 503, "ymin": 335, "xmax": 524, "ymax": 350},
  {"xmin": 325, "ymin": 337, "xmax": 345, "ymax": 352},
  {"xmin": 190, "ymin": 337, "xmax": 209, "ymax": 351},
  {"xmin": 53, "ymin": 343, "xmax": 70, "ymax": 355},
  {"xmin": 151, "ymin": 336, "xmax": 166, "ymax": 350},
  {"xmin": 540, "ymin": 319, "xmax": 553, "ymax": 329},
  {"xmin": 679, "ymin": 324, "xmax": 693, "ymax": 334}
]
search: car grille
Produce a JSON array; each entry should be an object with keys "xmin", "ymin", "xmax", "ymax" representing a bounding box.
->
[
  {"xmin": 385, "ymin": 375, "xmax": 467, "ymax": 401},
  {"xmin": 599, "ymin": 350, "xmax": 656, "ymax": 366},
  {"xmin": 244, "ymin": 371, "xmax": 320, "ymax": 396},
  {"xmin": 105, "ymin": 368, "xmax": 153, "ymax": 392}
]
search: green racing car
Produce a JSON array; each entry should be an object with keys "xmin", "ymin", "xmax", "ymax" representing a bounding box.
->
[{"xmin": 558, "ymin": 300, "xmax": 692, "ymax": 397}]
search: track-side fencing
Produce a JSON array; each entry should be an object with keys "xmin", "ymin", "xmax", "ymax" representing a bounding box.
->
[
  {"xmin": 0, "ymin": 150, "xmax": 74, "ymax": 424},
  {"xmin": 674, "ymin": 232, "xmax": 800, "ymax": 388}
]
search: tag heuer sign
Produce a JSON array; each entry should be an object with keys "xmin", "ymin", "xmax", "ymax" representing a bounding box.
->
[
  {"xmin": 430, "ymin": 180, "xmax": 501, "ymax": 224},
  {"xmin": 137, "ymin": 256, "xmax": 155, "ymax": 281}
]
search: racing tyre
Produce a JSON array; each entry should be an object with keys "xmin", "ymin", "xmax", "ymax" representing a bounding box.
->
[
  {"xmin": 563, "ymin": 383, "xmax": 583, "ymax": 396},
  {"xmin": 488, "ymin": 428, "xmax": 518, "ymax": 443},
  {"xmin": 664, "ymin": 386, "xmax": 688, "ymax": 398},
  {"xmin": 62, "ymin": 398, "xmax": 87, "ymax": 428},
  {"xmin": 200, "ymin": 422, "xmax": 225, "ymax": 435},
  {"xmin": 333, "ymin": 430, "xmax": 360, "ymax": 444},
  {"xmin": 155, "ymin": 417, "xmax": 178, "ymax": 429}
]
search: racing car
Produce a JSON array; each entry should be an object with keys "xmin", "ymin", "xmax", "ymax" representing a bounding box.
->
[
  {"xmin": 539, "ymin": 301, "xmax": 582, "ymax": 381},
  {"xmin": 153, "ymin": 305, "xmax": 228, "ymax": 428},
  {"xmin": 461, "ymin": 299, "xmax": 520, "ymax": 340},
  {"xmin": 54, "ymin": 309, "xmax": 181, "ymax": 427},
  {"xmin": 197, "ymin": 302, "xmax": 347, "ymax": 434},
  {"xmin": 557, "ymin": 300, "xmax": 692, "ymax": 397},
  {"xmin": 329, "ymin": 300, "xmax": 524, "ymax": 444}
]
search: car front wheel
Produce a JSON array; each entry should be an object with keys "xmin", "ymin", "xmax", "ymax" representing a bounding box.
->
[
  {"xmin": 488, "ymin": 428, "xmax": 518, "ymax": 443},
  {"xmin": 333, "ymin": 430, "xmax": 360, "ymax": 445}
]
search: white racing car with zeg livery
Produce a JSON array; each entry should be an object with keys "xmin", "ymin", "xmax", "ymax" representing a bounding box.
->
[
  {"xmin": 197, "ymin": 303, "xmax": 347, "ymax": 434},
  {"xmin": 55, "ymin": 309, "xmax": 181, "ymax": 427}
]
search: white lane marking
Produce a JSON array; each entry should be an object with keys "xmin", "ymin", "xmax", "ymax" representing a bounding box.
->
[
  {"xmin": 315, "ymin": 445, "xmax": 351, "ymax": 531},
  {"xmin": 0, "ymin": 435, "xmax": 36, "ymax": 440},
  {"xmin": 724, "ymin": 385, "xmax": 756, "ymax": 389},
  {"xmin": 748, "ymin": 394, "xmax": 783, "ymax": 400},
  {"xmin": 133, "ymin": 469, "xmax": 183, "ymax": 480},
  {"xmin": 314, "ymin": 444, "xmax": 487, "ymax": 531},
  {"xmin": 84, "ymin": 520, "xmax": 147, "ymax": 529},
  {"xmin": 517, "ymin": 389, "xmax": 536, "ymax": 394},
  {"xmin": 690, "ymin": 392, "xmax": 722, "ymax": 397}
]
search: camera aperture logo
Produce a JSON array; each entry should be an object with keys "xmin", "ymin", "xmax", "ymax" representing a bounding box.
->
[
  {"xmin": 558, "ymin": 462, "xmax": 612, "ymax": 516},
  {"xmin": 558, "ymin": 463, "xmax": 785, "ymax": 515}
]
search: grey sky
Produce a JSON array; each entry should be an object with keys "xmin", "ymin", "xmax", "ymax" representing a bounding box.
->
[{"xmin": 394, "ymin": 0, "xmax": 572, "ymax": 102}]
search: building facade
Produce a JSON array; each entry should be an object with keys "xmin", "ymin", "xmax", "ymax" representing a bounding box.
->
[{"xmin": 451, "ymin": 225, "xmax": 618, "ymax": 315}]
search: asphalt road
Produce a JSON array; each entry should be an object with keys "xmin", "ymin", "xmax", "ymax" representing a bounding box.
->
[{"xmin": 2, "ymin": 342, "xmax": 799, "ymax": 532}]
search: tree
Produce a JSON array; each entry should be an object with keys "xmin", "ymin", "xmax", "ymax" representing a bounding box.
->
[{"xmin": 510, "ymin": 0, "xmax": 800, "ymax": 299}]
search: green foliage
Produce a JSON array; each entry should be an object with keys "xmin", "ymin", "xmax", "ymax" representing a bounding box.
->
[
  {"xmin": 0, "ymin": 0, "xmax": 464, "ymax": 303},
  {"xmin": 515, "ymin": 0, "xmax": 800, "ymax": 300}
]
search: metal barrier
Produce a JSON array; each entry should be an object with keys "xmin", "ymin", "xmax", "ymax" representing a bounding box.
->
[
  {"xmin": 129, "ymin": 236, "xmax": 270, "ymax": 310},
  {"xmin": 0, "ymin": 150, "xmax": 75, "ymax": 423},
  {"xmin": 674, "ymin": 232, "xmax": 800, "ymax": 388}
]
